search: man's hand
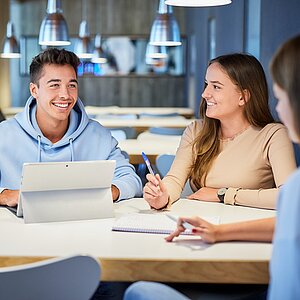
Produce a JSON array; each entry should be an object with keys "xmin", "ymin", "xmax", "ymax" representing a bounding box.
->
[
  {"xmin": 187, "ymin": 187, "xmax": 219, "ymax": 202},
  {"xmin": 111, "ymin": 185, "xmax": 120, "ymax": 201},
  {"xmin": 0, "ymin": 189, "xmax": 19, "ymax": 207}
]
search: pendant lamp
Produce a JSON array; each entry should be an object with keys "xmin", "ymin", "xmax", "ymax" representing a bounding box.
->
[
  {"xmin": 145, "ymin": 43, "xmax": 168, "ymax": 59},
  {"xmin": 165, "ymin": 0, "xmax": 232, "ymax": 7},
  {"xmin": 74, "ymin": 0, "xmax": 93, "ymax": 59},
  {"xmin": 39, "ymin": 0, "xmax": 70, "ymax": 46},
  {"xmin": 91, "ymin": 35, "xmax": 107, "ymax": 64},
  {"xmin": 1, "ymin": 21, "xmax": 21, "ymax": 58},
  {"xmin": 149, "ymin": 0, "xmax": 181, "ymax": 46}
]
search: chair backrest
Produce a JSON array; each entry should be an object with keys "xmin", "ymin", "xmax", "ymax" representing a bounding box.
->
[
  {"xmin": 156, "ymin": 154, "xmax": 175, "ymax": 177},
  {"xmin": 0, "ymin": 255, "xmax": 100, "ymax": 300},
  {"xmin": 139, "ymin": 112, "xmax": 181, "ymax": 118},
  {"xmin": 156, "ymin": 154, "xmax": 193, "ymax": 198},
  {"xmin": 109, "ymin": 127, "xmax": 137, "ymax": 140},
  {"xmin": 96, "ymin": 113, "xmax": 137, "ymax": 120},
  {"xmin": 110, "ymin": 129, "xmax": 127, "ymax": 142},
  {"xmin": 149, "ymin": 127, "xmax": 184, "ymax": 136}
]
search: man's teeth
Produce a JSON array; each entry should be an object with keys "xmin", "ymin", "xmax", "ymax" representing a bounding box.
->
[{"xmin": 54, "ymin": 103, "xmax": 68, "ymax": 108}]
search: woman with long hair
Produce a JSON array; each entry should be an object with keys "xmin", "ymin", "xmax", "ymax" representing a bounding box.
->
[
  {"xmin": 125, "ymin": 35, "xmax": 300, "ymax": 300},
  {"xmin": 144, "ymin": 53, "xmax": 296, "ymax": 210}
]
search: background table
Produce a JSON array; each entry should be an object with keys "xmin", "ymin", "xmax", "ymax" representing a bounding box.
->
[
  {"xmin": 0, "ymin": 199, "xmax": 275, "ymax": 284},
  {"xmin": 96, "ymin": 117, "xmax": 194, "ymax": 134},
  {"xmin": 118, "ymin": 137, "xmax": 180, "ymax": 164}
]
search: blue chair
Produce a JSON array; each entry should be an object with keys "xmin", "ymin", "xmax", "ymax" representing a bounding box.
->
[
  {"xmin": 109, "ymin": 127, "xmax": 137, "ymax": 139},
  {"xmin": 139, "ymin": 112, "xmax": 180, "ymax": 118},
  {"xmin": 156, "ymin": 154, "xmax": 193, "ymax": 198},
  {"xmin": 149, "ymin": 127, "xmax": 184, "ymax": 136},
  {"xmin": 0, "ymin": 255, "xmax": 100, "ymax": 300}
]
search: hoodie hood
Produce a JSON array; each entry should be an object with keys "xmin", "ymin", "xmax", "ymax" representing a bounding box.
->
[{"xmin": 15, "ymin": 96, "xmax": 89, "ymax": 148}]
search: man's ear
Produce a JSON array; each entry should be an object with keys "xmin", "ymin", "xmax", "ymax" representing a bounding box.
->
[
  {"xmin": 29, "ymin": 82, "xmax": 39, "ymax": 99},
  {"xmin": 239, "ymin": 89, "xmax": 250, "ymax": 106}
]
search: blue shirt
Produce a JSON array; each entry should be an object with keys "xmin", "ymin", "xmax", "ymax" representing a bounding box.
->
[{"xmin": 268, "ymin": 167, "xmax": 300, "ymax": 299}]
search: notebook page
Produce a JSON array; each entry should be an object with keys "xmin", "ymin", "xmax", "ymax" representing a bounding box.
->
[{"xmin": 112, "ymin": 213, "xmax": 219, "ymax": 235}]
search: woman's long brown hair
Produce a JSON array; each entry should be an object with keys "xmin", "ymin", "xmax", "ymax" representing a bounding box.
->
[{"xmin": 191, "ymin": 53, "xmax": 274, "ymax": 188}]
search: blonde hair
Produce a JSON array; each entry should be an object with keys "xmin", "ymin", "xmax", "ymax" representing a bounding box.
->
[{"xmin": 191, "ymin": 53, "xmax": 274, "ymax": 188}]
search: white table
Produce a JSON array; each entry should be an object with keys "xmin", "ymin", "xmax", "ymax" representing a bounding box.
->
[
  {"xmin": 96, "ymin": 118, "xmax": 194, "ymax": 134},
  {"xmin": 85, "ymin": 106, "xmax": 195, "ymax": 119},
  {"xmin": 0, "ymin": 199, "xmax": 275, "ymax": 284},
  {"xmin": 118, "ymin": 137, "xmax": 180, "ymax": 164}
]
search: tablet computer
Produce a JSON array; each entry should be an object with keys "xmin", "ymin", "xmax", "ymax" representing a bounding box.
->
[{"xmin": 16, "ymin": 160, "xmax": 116, "ymax": 223}]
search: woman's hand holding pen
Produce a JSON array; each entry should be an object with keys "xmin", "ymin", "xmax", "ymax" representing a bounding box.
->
[
  {"xmin": 143, "ymin": 173, "xmax": 169, "ymax": 209},
  {"xmin": 165, "ymin": 216, "xmax": 219, "ymax": 244}
]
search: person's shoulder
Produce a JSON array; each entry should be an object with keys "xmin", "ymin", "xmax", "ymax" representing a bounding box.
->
[
  {"xmin": 255, "ymin": 122, "xmax": 289, "ymax": 140},
  {"xmin": 0, "ymin": 117, "xmax": 18, "ymax": 130},
  {"xmin": 184, "ymin": 119, "xmax": 203, "ymax": 135},
  {"xmin": 261, "ymin": 122, "xmax": 287, "ymax": 134}
]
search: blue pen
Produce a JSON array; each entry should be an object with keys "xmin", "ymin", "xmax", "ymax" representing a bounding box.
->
[{"xmin": 142, "ymin": 152, "xmax": 155, "ymax": 175}]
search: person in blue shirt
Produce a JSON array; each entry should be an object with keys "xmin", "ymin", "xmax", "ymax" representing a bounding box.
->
[
  {"xmin": 124, "ymin": 35, "xmax": 300, "ymax": 300},
  {"xmin": 268, "ymin": 34, "xmax": 300, "ymax": 300},
  {"xmin": 0, "ymin": 48, "xmax": 142, "ymax": 206}
]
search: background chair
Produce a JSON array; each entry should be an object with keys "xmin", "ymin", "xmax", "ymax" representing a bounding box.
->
[
  {"xmin": 0, "ymin": 255, "xmax": 100, "ymax": 300},
  {"xmin": 139, "ymin": 112, "xmax": 184, "ymax": 119},
  {"xmin": 110, "ymin": 127, "xmax": 137, "ymax": 142},
  {"xmin": 156, "ymin": 154, "xmax": 193, "ymax": 198},
  {"xmin": 149, "ymin": 127, "xmax": 185, "ymax": 136}
]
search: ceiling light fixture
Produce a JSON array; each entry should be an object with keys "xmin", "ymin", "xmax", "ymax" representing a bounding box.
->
[
  {"xmin": 165, "ymin": 0, "xmax": 232, "ymax": 7},
  {"xmin": 39, "ymin": 0, "xmax": 70, "ymax": 46},
  {"xmin": 1, "ymin": 21, "xmax": 21, "ymax": 59},
  {"xmin": 91, "ymin": 35, "xmax": 107, "ymax": 64},
  {"xmin": 74, "ymin": 0, "xmax": 93, "ymax": 59},
  {"xmin": 149, "ymin": 0, "xmax": 181, "ymax": 46}
]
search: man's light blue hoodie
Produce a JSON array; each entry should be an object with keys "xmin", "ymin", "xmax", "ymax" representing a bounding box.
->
[{"xmin": 0, "ymin": 97, "xmax": 142, "ymax": 200}]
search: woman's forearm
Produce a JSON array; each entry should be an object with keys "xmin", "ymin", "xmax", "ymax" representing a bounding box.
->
[{"xmin": 216, "ymin": 217, "xmax": 275, "ymax": 242}]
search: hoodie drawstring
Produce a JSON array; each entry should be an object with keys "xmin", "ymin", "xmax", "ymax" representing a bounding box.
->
[
  {"xmin": 36, "ymin": 136, "xmax": 75, "ymax": 162},
  {"xmin": 69, "ymin": 138, "xmax": 75, "ymax": 161},
  {"xmin": 37, "ymin": 135, "xmax": 42, "ymax": 162}
]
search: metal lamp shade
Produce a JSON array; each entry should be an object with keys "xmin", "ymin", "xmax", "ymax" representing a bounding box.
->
[
  {"xmin": 74, "ymin": 37, "xmax": 93, "ymax": 59},
  {"xmin": 149, "ymin": 13, "xmax": 181, "ymax": 46},
  {"xmin": 74, "ymin": 21, "xmax": 93, "ymax": 59},
  {"xmin": 145, "ymin": 43, "xmax": 168, "ymax": 59},
  {"xmin": 1, "ymin": 22, "xmax": 21, "ymax": 58},
  {"xmin": 91, "ymin": 35, "xmax": 107, "ymax": 64},
  {"xmin": 39, "ymin": 12, "xmax": 70, "ymax": 46},
  {"xmin": 165, "ymin": 0, "xmax": 232, "ymax": 6}
]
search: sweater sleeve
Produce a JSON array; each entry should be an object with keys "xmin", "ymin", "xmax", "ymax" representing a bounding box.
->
[
  {"xmin": 162, "ymin": 121, "xmax": 198, "ymax": 204},
  {"xmin": 224, "ymin": 125, "xmax": 296, "ymax": 209}
]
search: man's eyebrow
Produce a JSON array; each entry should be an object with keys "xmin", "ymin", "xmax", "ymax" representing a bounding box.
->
[
  {"xmin": 70, "ymin": 79, "xmax": 78, "ymax": 84},
  {"xmin": 46, "ymin": 79, "xmax": 78, "ymax": 84},
  {"xmin": 46, "ymin": 79, "xmax": 61, "ymax": 84}
]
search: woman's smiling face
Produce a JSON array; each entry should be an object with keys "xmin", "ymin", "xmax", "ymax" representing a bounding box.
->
[{"xmin": 202, "ymin": 62, "xmax": 246, "ymax": 122}]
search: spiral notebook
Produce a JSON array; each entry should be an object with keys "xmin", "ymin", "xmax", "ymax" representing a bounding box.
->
[{"xmin": 112, "ymin": 213, "xmax": 219, "ymax": 235}]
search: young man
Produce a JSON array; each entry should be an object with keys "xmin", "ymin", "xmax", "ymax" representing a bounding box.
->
[{"xmin": 0, "ymin": 48, "xmax": 142, "ymax": 206}]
